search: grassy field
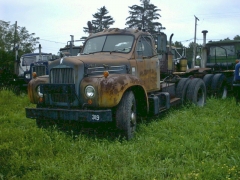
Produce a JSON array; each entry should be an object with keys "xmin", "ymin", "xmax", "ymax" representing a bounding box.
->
[{"xmin": 0, "ymin": 90, "xmax": 239, "ymax": 180}]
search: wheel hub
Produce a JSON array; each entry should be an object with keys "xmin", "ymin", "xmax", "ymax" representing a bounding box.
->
[{"xmin": 130, "ymin": 112, "xmax": 136, "ymax": 126}]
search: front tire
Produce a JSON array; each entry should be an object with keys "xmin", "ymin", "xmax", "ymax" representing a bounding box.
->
[{"xmin": 115, "ymin": 91, "xmax": 137, "ymax": 140}]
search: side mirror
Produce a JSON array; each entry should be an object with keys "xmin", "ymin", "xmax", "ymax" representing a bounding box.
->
[{"xmin": 157, "ymin": 33, "xmax": 167, "ymax": 54}]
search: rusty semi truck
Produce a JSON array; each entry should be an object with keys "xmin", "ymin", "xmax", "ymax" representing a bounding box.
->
[{"xmin": 25, "ymin": 27, "xmax": 207, "ymax": 139}]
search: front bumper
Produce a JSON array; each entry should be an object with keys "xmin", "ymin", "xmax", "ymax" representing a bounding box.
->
[{"xmin": 25, "ymin": 108, "xmax": 112, "ymax": 122}]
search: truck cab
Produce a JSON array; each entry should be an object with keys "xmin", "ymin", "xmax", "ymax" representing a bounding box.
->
[
  {"xmin": 59, "ymin": 45, "xmax": 83, "ymax": 57},
  {"xmin": 205, "ymin": 40, "xmax": 240, "ymax": 71}
]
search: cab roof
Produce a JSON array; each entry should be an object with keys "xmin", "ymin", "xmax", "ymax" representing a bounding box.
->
[{"xmin": 87, "ymin": 28, "xmax": 151, "ymax": 39}]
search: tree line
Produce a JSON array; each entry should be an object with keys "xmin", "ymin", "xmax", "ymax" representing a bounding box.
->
[{"xmin": 83, "ymin": 0, "xmax": 161, "ymax": 36}]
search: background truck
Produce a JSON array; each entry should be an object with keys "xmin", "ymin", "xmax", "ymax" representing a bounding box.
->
[
  {"xmin": 59, "ymin": 46, "xmax": 82, "ymax": 57},
  {"xmin": 173, "ymin": 31, "xmax": 240, "ymax": 98},
  {"xmin": 25, "ymin": 25, "xmax": 207, "ymax": 140},
  {"xmin": 0, "ymin": 44, "xmax": 53, "ymax": 94},
  {"xmin": 58, "ymin": 35, "xmax": 84, "ymax": 57},
  {"xmin": 14, "ymin": 48, "xmax": 53, "ymax": 94}
]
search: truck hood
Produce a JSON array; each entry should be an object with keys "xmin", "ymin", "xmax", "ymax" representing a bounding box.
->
[
  {"xmin": 49, "ymin": 53, "xmax": 131, "ymax": 77},
  {"xmin": 77, "ymin": 53, "xmax": 130, "ymax": 65},
  {"xmin": 78, "ymin": 53, "xmax": 131, "ymax": 76}
]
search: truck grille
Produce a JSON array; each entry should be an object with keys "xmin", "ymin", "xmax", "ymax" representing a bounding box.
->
[
  {"xmin": 49, "ymin": 68, "xmax": 75, "ymax": 104},
  {"xmin": 32, "ymin": 65, "xmax": 46, "ymax": 76},
  {"xmin": 50, "ymin": 68, "xmax": 74, "ymax": 84}
]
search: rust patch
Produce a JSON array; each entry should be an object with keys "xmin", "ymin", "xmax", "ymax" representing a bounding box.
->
[
  {"xmin": 80, "ymin": 74, "xmax": 144, "ymax": 108},
  {"xmin": 99, "ymin": 74, "xmax": 143, "ymax": 107}
]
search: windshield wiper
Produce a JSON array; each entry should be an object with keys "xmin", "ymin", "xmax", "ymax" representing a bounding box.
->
[
  {"xmin": 80, "ymin": 52, "xmax": 94, "ymax": 55},
  {"xmin": 110, "ymin": 47, "xmax": 131, "ymax": 54}
]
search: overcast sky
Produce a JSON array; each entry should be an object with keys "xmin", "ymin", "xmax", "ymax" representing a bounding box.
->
[{"xmin": 1, "ymin": 0, "xmax": 240, "ymax": 54}]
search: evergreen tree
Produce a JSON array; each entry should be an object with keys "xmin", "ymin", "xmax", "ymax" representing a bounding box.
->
[
  {"xmin": 125, "ymin": 0, "xmax": 162, "ymax": 34},
  {"xmin": 233, "ymin": 35, "xmax": 240, "ymax": 40},
  {"xmin": 83, "ymin": 6, "xmax": 115, "ymax": 34}
]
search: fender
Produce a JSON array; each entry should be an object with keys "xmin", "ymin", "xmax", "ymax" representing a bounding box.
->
[
  {"xmin": 80, "ymin": 74, "xmax": 148, "ymax": 108},
  {"xmin": 28, "ymin": 75, "xmax": 49, "ymax": 104}
]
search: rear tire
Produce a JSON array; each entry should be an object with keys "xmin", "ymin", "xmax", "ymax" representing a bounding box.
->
[
  {"xmin": 115, "ymin": 91, "xmax": 137, "ymax": 140},
  {"xmin": 203, "ymin": 74, "xmax": 214, "ymax": 95},
  {"xmin": 211, "ymin": 73, "xmax": 227, "ymax": 98},
  {"xmin": 186, "ymin": 78, "xmax": 206, "ymax": 107},
  {"xmin": 176, "ymin": 78, "xmax": 191, "ymax": 104}
]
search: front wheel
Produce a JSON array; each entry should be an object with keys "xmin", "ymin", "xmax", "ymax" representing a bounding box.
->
[{"xmin": 115, "ymin": 91, "xmax": 137, "ymax": 140}]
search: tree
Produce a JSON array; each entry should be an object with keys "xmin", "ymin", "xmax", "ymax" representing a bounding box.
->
[
  {"xmin": 173, "ymin": 41, "xmax": 184, "ymax": 48},
  {"xmin": 83, "ymin": 6, "xmax": 115, "ymax": 34},
  {"xmin": 125, "ymin": 0, "xmax": 162, "ymax": 34},
  {"xmin": 0, "ymin": 20, "xmax": 39, "ymax": 53},
  {"xmin": 0, "ymin": 20, "xmax": 39, "ymax": 68},
  {"xmin": 234, "ymin": 35, "xmax": 240, "ymax": 40}
]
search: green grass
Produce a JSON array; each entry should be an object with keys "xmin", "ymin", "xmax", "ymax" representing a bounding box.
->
[{"xmin": 0, "ymin": 90, "xmax": 240, "ymax": 179}]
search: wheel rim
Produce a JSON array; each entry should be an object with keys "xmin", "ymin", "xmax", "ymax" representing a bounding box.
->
[
  {"xmin": 222, "ymin": 86, "xmax": 227, "ymax": 99},
  {"xmin": 130, "ymin": 103, "xmax": 136, "ymax": 127}
]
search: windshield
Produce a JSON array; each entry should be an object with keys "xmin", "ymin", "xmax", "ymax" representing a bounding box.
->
[
  {"xmin": 82, "ymin": 35, "xmax": 134, "ymax": 54},
  {"xmin": 22, "ymin": 54, "xmax": 52, "ymax": 66},
  {"xmin": 210, "ymin": 45, "xmax": 235, "ymax": 57}
]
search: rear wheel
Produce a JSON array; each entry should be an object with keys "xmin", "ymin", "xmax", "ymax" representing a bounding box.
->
[
  {"xmin": 186, "ymin": 78, "xmax": 206, "ymax": 107},
  {"xmin": 211, "ymin": 73, "xmax": 227, "ymax": 98},
  {"xmin": 176, "ymin": 78, "xmax": 191, "ymax": 104},
  {"xmin": 115, "ymin": 91, "xmax": 137, "ymax": 140},
  {"xmin": 203, "ymin": 74, "xmax": 214, "ymax": 95}
]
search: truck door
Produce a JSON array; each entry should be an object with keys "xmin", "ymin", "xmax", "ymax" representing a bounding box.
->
[{"xmin": 135, "ymin": 35, "xmax": 160, "ymax": 92}]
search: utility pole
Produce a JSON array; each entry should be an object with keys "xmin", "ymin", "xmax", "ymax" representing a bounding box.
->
[
  {"xmin": 13, "ymin": 21, "xmax": 17, "ymax": 53},
  {"xmin": 14, "ymin": 21, "xmax": 19, "ymax": 75},
  {"xmin": 192, "ymin": 15, "xmax": 199, "ymax": 68}
]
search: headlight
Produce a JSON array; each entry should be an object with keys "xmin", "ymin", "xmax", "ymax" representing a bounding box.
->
[
  {"xmin": 85, "ymin": 85, "xmax": 95, "ymax": 98},
  {"xmin": 37, "ymin": 86, "xmax": 43, "ymax": 97},
  {"xmin": 25, "ymin": 73, "xmax": 31, "ymax": 79}
]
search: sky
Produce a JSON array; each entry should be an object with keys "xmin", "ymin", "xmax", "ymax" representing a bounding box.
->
[{"xmin": 1, "ymin": 0, "xmax": 240, "ymax": 54}]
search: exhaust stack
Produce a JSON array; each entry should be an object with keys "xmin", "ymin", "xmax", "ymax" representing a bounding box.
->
[
  {"xmin": 168, "ymin": 34, "xmax": 174, "ymax": 72},
  {"xmin": 201, "ymin": 30, "xmax": 208, "ymax": 68}
]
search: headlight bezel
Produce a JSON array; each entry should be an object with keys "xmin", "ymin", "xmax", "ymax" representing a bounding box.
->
[
  {"xmin": 85, "ymin": 85, "xmax": 95, "ymax": 98},
  {"xmin": 37, "ymin": 85, "xmax": 43, "ymax": 98},
  {"xmin": 25, "ymin": 73, "xmax": 31, "ymax": 79}
]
